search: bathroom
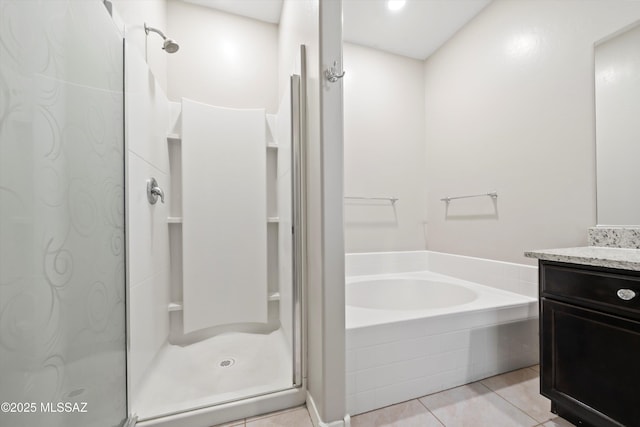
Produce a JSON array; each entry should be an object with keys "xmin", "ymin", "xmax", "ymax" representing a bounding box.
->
[{"xmin": 1, "ymin": 0, "xmax": 640, "ymax": 426}]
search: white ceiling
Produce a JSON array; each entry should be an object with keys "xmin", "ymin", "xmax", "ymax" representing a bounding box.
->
[
  {"xmin": 181, "ymin": 0, "xmax": 491, "ymax": 60},
  {"xmin": 343, "ymin": 0, "xmax": 492, "ymax": 60},
  {"xmin": 181, "ymin": 0, "xmax": 284, "ymax": 24}
]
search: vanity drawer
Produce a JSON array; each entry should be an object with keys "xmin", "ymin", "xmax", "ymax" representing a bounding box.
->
[{"xmin": 541, "ymin": 261, "xmax": 640, "ymax": 319}]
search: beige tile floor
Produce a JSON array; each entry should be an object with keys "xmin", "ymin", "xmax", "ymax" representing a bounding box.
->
[{"xmin": 214, "ymin": 366, "xmax": 576, "ymax": 427}]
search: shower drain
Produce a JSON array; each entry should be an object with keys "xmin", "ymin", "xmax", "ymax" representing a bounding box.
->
[{"xmin": 219, "ymin": 358, "xmax": 236, "ymax": 368}]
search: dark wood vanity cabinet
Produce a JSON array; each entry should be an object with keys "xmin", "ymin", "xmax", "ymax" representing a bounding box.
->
[{"xmin": 539, "ymin": 261, "xmax": 640, "ymax": 427}]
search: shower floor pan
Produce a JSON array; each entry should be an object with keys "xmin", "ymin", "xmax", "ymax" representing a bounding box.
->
[{"xmin": 133, "ymin": 328, "xmax": 292, "ymax": 421}]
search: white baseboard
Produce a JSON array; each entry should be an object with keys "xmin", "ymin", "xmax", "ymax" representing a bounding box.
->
[{"xmin": 306, "ymin": 392, "xmax": 350, "ymax": 427}]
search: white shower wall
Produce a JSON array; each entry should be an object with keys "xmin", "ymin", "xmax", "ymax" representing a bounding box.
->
[
  {"xmin": 125, "ymin": 43, "xmax": 172, "ymax": 397},
  {"xmin": 181, "ymin": 100, "xmax": 268, "ymax": 333},
  {"xmin": 112, "ymin": 0, "xmax": 168, "ymax": 91},
  {"xmin": 166, "ymin": 0, "xmax": 279, "ymax": 112}
]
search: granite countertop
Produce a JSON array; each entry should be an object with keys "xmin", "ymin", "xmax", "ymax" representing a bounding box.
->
[{"xmin": 525, "ymin": 246, "xmax": 640, "ymax": 271}]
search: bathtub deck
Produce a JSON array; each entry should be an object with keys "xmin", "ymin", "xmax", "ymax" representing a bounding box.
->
[{"xmin": 347, "ymin": 271, "xmax": 537, "ymax": 330}]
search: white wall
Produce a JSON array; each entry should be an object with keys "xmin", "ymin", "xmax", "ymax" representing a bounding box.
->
[
  {"xmin": 112, "ymin": 0, "xmax": 168, "ymax": 91},
  {"xmin": 424, "ymin": 0, "xmax": 640, "ymax": 265},
  {"xmin": 318, "ymin": 0, "xmax": 347, "ymax": 424},
  {"xmin": 166, "ymin": 0, "xmax": 278, "ymax": 112},
  {"xmin": 125, "ymin": 43, "xmax": 172, "ymax": 404},
  {"xmin": 279, "ymin": 0, "xmax": 346, "ymax": 424},
  {"xmin": 343, "ymin": 43, "xmax": 427, "ymax": 253}
]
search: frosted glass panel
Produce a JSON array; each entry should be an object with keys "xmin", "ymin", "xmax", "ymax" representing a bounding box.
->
[
  {"xmin": 182, "ymin": 99, "xmax": 268, "ymax": 333},
  {"xmin": 0, "ymin": 1, "xmax": 126, "ymax": 426}
]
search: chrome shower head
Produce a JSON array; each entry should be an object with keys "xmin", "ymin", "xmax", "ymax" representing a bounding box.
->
[
  {"xmin": 163, "ymin": 39, "xmax": 180, "ymax": 54},
  {"xmin": 144, "ymin": 23, "xmax": 179, "ymax": 54}
]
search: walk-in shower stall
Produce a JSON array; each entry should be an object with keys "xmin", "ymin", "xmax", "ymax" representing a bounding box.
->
[{"xmin": 0, "ymin": 1, "xmax": 308, "ymax": 426}]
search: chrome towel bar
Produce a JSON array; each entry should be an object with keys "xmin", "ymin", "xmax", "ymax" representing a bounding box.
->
[
  {"xmin": 344, "ymin": 196, "xmax": 398, "ymax": 205},
  {"xmin": 440, "ymin": 191, "xmax": 498, "ymax": 203}
]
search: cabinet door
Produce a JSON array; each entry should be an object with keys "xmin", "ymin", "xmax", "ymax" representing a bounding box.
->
[{"xmin": 541, "ymin": 298, "xmax": 640, "ymax": 427}]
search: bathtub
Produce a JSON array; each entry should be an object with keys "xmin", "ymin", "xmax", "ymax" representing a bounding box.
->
[{"xmin": 346, "ymin": 251, "xmax": 539, "ymax": 416}]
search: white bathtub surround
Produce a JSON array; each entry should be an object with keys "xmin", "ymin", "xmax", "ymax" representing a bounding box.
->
[
  {"xmin": 346, "ymin": 251, "xmax": 538, "ymax": 298},
  {"xmin": 588, "ymin": 227, "xmax": 640, "ymax": 249},
  {"xmin": 345, "ymin": 251, "xmax": 538, "ymax": 416}
]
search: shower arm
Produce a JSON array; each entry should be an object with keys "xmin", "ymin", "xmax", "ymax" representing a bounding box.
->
[{"xmin": 144, "ymin": 23, "xmax": 167, "ymax": 40}]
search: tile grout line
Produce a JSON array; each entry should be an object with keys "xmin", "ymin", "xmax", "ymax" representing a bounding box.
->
[
  {"xmin": 415, "ymin": 397, "xmax": 447, "ymax": 427},
  {"xmin": 475, "ymin": 380, "xmax": 545, "ymax": 426},
  {"xmin": 245, "ymin": 405, "xmax": 303, "ymax": 424},
  {"xmin": 231, "ymin": 367, "xmax": 546, "ymax": 427}
]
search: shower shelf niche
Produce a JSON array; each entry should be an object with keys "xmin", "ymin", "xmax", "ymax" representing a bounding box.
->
[
  {"xmin": 168, "ymin": 302, "xmax": 183, "ymax": 312},
  {"xmin": 167, "ymin": 133, "xmax": 181, "ymax": 143},
  {"xmin": 169, "ymin": 216, "xmax": 276, "ymax": 224},
  {"xmin": 167, "ymin": 291, "xmax": 280, "ymax": 313},
  {"xmin": 268, "ymin": 292, "xmax": 280, "ymax": 302},
  {"xmin": 165, "ymin": 104, "xmax": 284, "ymax": 334}
]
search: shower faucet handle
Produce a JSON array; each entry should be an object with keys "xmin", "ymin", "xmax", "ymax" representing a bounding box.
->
[{"xmin": 147, "ymin": 177, "xmax": 165, "ymax": 204}]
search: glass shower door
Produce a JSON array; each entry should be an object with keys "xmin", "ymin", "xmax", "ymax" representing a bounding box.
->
[{"xmin": 0, "ymin": 1, "xmax": 127, "ymax": 426}]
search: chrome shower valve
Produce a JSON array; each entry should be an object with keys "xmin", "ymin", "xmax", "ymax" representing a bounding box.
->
[{"xmin": 147, "ymin": 177, "xmax": 165, "ymax": 204}]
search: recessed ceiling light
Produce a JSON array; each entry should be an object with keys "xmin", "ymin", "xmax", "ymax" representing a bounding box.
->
[{"xmin": 387, "ymin": 0, "xmax": 406, "ymax": 12}]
